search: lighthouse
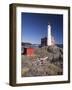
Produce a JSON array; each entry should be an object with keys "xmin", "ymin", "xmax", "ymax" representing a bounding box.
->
[
  {"xmin": 47, "ymin": 24, "xmax": 52, "ymax": 46},
  {"xmin": 41, "ymin": 24, "xmax": 55, "ymax": 47}
]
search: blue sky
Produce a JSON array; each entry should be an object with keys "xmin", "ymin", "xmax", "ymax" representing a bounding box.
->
[{"xmin": 21, "ymin": 12, "xmax": 63, "ymax": 44}]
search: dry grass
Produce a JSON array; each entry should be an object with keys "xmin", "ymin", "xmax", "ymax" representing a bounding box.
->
[{"xmin": 21, "ymin": 55, "xmax": 63, "ymax": 77}]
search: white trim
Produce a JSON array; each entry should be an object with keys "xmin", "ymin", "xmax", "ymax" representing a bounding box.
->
[{"xmin": 16, "ymin": 7, "xmax": 68, "ymax": 83}]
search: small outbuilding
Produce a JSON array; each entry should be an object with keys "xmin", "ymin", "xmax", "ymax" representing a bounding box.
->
[{"xmin": 22, "ymin": 48, "xmax": 35, "ymax": 56}]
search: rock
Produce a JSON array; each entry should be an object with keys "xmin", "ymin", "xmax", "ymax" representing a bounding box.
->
[
  {"xmin": 21, "ymin": 45, "xmax": 63, "ymax": 77},
  {"xmin": 47, "ymin": 52, "xmax": 53, "ymax": 61},
  {"xmin": 47, "ymin": 45, "xmax": 60, "ymax": 54}
]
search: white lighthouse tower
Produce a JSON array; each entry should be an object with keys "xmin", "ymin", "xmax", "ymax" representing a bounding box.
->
[{"xmin": 47, "ymin": 24, "xmax": 52, "ymax": 46}]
